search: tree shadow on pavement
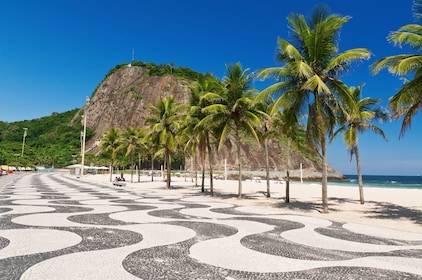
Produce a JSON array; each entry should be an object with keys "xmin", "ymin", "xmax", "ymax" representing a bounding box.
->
[
  {"xmin": 364, "ymin": 200, "xmax": 422, "ymax": 225},
  {"xmin": 278, "ymin": 200, "xmax": 323, "ymax": 213},
  {"xmin": 174, "ymin": 187, "xmax": 422, "ymax": 227},
  {"xmin": 273, "ymin": 196, "xmax": 358, "ymax": 213}
]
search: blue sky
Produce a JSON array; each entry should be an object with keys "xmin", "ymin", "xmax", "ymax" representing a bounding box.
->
[{"xmin": 0, "ymin": 0, "xmax": 420, "ymax": 176}]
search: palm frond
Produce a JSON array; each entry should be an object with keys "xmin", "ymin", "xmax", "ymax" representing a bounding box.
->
[
  {"xmin": 414, "ymin": 0, "xmax": 422, "ymax": 20},
  {"xmin": 277, "ymin": 38, "xmax": 303, "ymax": 60},
  {"xmin": 343, "ymin": 127, "xmax": 357, "ymax": 149},
  {"xmin": 371, "ymin": 54, "xmax": 422, "ymax": 75},
  {"xmin": 256, "ymin": 67, "xmax": 284, "ymax": 81},
  {"xmin": 302, "ymin": 74, "xmax": 331, "ymax": 94},
  {"xmin": 389, "ymin": 24, "xmax": 422, "ymax": 50},
  {"xmin": 326, "ymin": 48, "xmax": 372, "ymax": 75},
  {"xmin": 389, "ymin": 74, "xmax": 422, "ymax": 111}
]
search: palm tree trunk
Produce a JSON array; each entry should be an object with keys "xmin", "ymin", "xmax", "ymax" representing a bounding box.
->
[
  {"xmin": 264, "ymin": 138, "xmax": 270, "ymax": 198},
  {"xmin": 151, "ymin": 155, "xmax": 154, "ymax": 182},
  {"xmin": 314, "ymin": 94, "xmax": 328, "ymax": 214},
  {"xmin": 286, "ymin": 171, "xmax": 290, "ymax": 203},
  {"xmin": 200, "ymin": 148, "xmax": 206, "ymax": 192},
  {"xmin": 194, "ymin": 153, "xmax": 198, "ymax": 187},
  {"xmin": 109, "ymin": 160, "xmax": 113, "ymax": 182},
  {"xmin": 207, "ymin": 136, "xmax": 214, "ymax": 197},
  {"xmin": 201, "ymin": 162, "xmax": 205, "ymax": 192},
  {"xmin": 190, "ymin": 156, "xmax": 193, "ymax": 183},
  {"xmin": 166, "ymin": 149, "xmax": 171, "ymax": 189},
  {"xmin": 354, "ymin": 146, "xmax": 365, "ymax": 204},
  {"xmin": 130, "ymin": 153, "xmax": 134, "ymax": 183},
  {"xmin": 286, "ymin": 139, "xmax": 291, "ymax": 203},
  {"xmin": 137, "ymin": 153, "xmax": 141, "ymax": 183},
  {"xmin": 236, "ymin": 134, "xmax": 243, "ymax": 199},
  {"xmin": 321, "ymin": 135, "xmax": 329, "ymax": 213}
]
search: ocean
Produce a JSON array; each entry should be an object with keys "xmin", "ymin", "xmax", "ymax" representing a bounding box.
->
[{"xmin": 330, "ymin": 175, "xmax": 422, "ymax": 190}]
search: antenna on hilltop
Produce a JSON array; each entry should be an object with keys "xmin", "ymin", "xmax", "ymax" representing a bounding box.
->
[{"xmin": 128, "ymin": 48, "xmax": 135, "ymax": 67}]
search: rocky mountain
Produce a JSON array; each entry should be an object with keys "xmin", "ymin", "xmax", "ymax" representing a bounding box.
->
[
  {"xmin": 73, "ymin": 65, "xmax": 190, "ymax": 146},
  {"xmin": 73, "ymin": 64, "xmax": 344, "ymax": 180}
]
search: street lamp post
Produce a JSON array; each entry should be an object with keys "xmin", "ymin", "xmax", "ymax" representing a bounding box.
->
[
  {"xmin": 21, "ymin": 128, "xmax": 28, "ymax": 157},
  {"xmin": 71, "ymin": 154, "xmax": 77, "ymax": 164},
  {"xmin": 80, "ymin": 97, "xmax": 90, "ymax": 177}
]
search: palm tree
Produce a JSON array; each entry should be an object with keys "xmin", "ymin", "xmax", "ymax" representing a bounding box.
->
[
  {"xmin": 186, "ymin": 77, "xmax": 220, "ymax": 195},
  {"xmin": 272, "ymin": 110, "xmax": 303, "ymax": 202},
  {"xmin": 100, "ymin": 128, "xmax": 122, "ymax": 182},
  {"xmin": 331, "ymin": 85, "xmax": 389, "ymax": 204},
  {"xmin": 145, "ymin": 96, "xmax": 185, "ymax": 189},
  {"xmin": 371, "ymin": 0, "xmax": 422, "ymax": 138},
  {"xmin": 143, "ymin": 132, "xmax": 160, "ymax": 182},
  {"xmin": 182, "ymin": 126, "xmax": 199, "ymax": 187},
  {"xmin": 256, "ymin": 8, "xmax": 371, "ymax": 213},
  {"xmin": 186, "ymin": 80, "xmax": 208, "ymax": 193},
  {"xmin": 200, "ymin": 63, "xmax": 266, "ymax": 199},
  {"xmin": 120, "ymin": 128, "xmax": 146, "ymax": 183},
  {"xmin": 135, "ymin": 128, "xmax": 147, "ymax": 182}
]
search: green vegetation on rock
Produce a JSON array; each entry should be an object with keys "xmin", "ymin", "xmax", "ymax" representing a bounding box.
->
[{"xmin": 0, "ymin": 109, "xmax": 94, "ymax": 168}]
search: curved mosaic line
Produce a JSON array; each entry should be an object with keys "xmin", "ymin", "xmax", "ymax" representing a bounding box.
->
[
  {"xmin": 279, "ymin": 215, "xmax": 422, "ymax": 253},
  {"xmin": 0, "ymin": 172, "xmax": 420, "ymax": 279}
]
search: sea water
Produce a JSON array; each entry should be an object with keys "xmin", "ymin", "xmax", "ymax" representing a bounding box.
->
[{"xmin": 330, "ymin": 175, "xmax": 422, "ymax": 190}]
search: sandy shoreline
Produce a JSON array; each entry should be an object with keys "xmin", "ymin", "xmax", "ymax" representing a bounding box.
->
[{"xmin": 75, "ymin": 172, "xmax": 422, "ymax": 234}]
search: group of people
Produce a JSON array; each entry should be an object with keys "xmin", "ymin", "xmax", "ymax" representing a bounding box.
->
[{"xmin": 115, "ymin": 173, "xmax": 125, "ymax": 181}]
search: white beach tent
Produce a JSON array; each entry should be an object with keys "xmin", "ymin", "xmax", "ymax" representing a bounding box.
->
[
  {"xmin": 66, "ymin": 164, "xmax": 109, "ymax": 175},
  {"xmin": 66, "ymin": 164, "xmax": 91, "ymax": 169}
]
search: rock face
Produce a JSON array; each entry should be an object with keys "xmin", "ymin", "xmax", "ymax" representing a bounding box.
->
[
  {"xmin": 79, "ymin": 66, "xmax": 190, "ymax": 145},
  {"xmin": 73, "ymin": 65, "xmax": 343, "ymax": 179}
]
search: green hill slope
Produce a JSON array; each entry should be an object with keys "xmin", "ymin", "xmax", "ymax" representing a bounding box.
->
[{"xmin": 0, "ymin": 109, "xmax": 94, "ymax": 168}]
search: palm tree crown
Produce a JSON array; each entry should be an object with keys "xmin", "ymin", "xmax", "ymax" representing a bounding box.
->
[
  {"xmin": 371, "ymin": 0, "xmax": 422, "ymax": 137},
  {"xmin": 145, "ymin": 96, "xmax": 185, "ymax": 189},
  {"xmin": 333, "ymin": 85, "xmax": 389, "ymax": 149}
]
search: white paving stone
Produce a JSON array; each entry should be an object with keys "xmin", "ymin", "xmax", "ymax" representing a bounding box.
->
[{"xmin": 0, "ymin": 229, "xmax": 82, "ymax": 259}]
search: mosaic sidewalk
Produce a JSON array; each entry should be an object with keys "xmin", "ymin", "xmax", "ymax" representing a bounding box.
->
[{"xmin": 0, "ymin": 173, "xmax": 421, "ymax": 279}]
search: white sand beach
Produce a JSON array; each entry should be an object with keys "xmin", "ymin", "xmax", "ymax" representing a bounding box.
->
[{"xmin": 79, "ymin": 172, "xmax": 422, "ymax": 233}]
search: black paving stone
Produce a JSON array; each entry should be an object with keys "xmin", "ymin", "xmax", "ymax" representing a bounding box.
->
[
  {"xmin": 0, "ymin": 235, "xmax": 9, "ymax": 250},
  {"xmin": 316, "ymin": 221, "xmax": 422, "ymax": 246}
]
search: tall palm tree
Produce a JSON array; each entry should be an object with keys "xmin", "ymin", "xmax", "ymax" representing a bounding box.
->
[
  {"xmin": 371, "ymin": 0, "xmax": 422, "ymax": 138},
  {"xmin": 186, "ymin": 79, "xmax": 209, "ymax": 193},
  {"xmin": 200, "ymin": 63, "xmax": 266, "ymax": 199},
  {"xmin": 332, "ymin": 85, "xmax": 389, "ymax": 204},
  {"xmin": 145, "ymin": 96, "xmax": 185, "ymax": 189},
  {"xmin": 135, "ymin": 128, "xmax": 148, "ymax": 182},
  {"xmin": 256, "ymin": 8, "xmax": 371, "ymax": 213},
  {"xmin": 100, "ymin": 128, "xmax": 122, "ymax": 182},
  {"xmin": 186, "ymin": 77, "xmax": 220, "ymax": 195}
]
